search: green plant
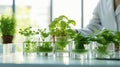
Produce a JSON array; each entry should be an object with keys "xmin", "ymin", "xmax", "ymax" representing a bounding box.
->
[
  {"xmin": 96, "ymin": 45, "xmax": 108, "ymax": 56},
  {"xmin": 92, "ymin": 29, "xmax": 115, "ymax": 57},
  {"xmin": 49, "ymin": 15, "xmax": 76, "ymax": 51},
  {"xmin": 24, "ymin": 40, "xmax": 37, "ymax": 53},
  {"xmin": 55, "ymin": 37, "xmax": 69, "ymax": 51},
  {"xmin": 37, "ymin": 28, "xmax": 53, "ymax": 52},
  {"xmin": 19, "ymin": 26, "xmax": 37, "ymax": 53},
  {"xmin": 49, "ymin": 15, "xmax": 76, "ymax": 37},
  {"xmin": 0, "ymin": 15, "xmax": 16, "ymax": 43},
  {"xmin": 37, "ymin": 42, "xmax": 52, "ymax": 52},
  {"xmin": 19, "ymin": 26, "xmax": 37, "ymax": 37},
  {"xmin": 37, "ymin": 28, "xmax": 49, "ymax": 41},
  {"xmin": 72, "ymin": 33, "xmax": 90, "ymax": 53},
  {"xmin": 94, "ymin": 29, "xmax": 114, "ymax": 45},
  {"xmin": 0, "ymin": 15, "xmax": 16, "ymax": 36}
]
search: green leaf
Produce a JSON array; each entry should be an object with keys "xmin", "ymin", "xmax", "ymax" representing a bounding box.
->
[
  {"xmin": 68, "ymin": 20, "xmax": 76, "ymax": 26},
  {"xmin": 0, "ymin": 15, "xmax": 16, "ymax": 36}
]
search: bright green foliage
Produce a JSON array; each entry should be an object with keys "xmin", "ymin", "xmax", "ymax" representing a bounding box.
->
[
  {"xmin": 96, "ymin": 45, "xmax": 108, "ymax": 56},
  {"xmin": 19, "ymin": 26, "xmax": 38, "ymax": 53},
  {"xmin": 49, "ymin": 15, "xmax": 76, "ymax": 51},
  {"xmin": 49, "ymin": 15, "xmax": 76, "ymax": 36},
  {"xmin": 91, "ymin": 29, "xmax": 116, "ymax": 56},
  {"xmin": 56, "ymin": 37, "xmax": 69, "ymax": 51},
  {"xmin": 24, "ymin": 39, "xmax": 37, "ymax": 53},
  {"xmin": 73, "ymin": 33, "xmax": 90, "ymax": 49},
  {"xmin": 37, "ymin": 28, "xmax": 49, "ymax": 41},
  {"xmin": 94, "ymin": 29, "xmax": 114, "ymax": 45},
  {"xmin": 0, "ymin": 15, "xmax": 16, "ymax": 36},
  {"xmin": 72, "ymin": 49, "xmax": 88, "ymax": 53},
  {"xmin": 37, "ymin": 42, "xmax": 52, "ymax": 52},
  {"xmin": 37, "ymin": 28, "xmax": 53, "ymax": 52},
  {"xmin": 19, "ymin": 26, "xmax": 37, "ymax": 37}
]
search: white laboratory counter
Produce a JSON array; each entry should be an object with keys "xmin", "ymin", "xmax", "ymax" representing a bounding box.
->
[{"xmin": 0, "ymin": 53, "xmax": 120, "ymax": 67}]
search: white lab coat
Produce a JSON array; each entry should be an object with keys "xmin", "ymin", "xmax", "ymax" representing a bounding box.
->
[{"xmin": 79, "ymin": 0, "xmax": 120, "ymax": 35}]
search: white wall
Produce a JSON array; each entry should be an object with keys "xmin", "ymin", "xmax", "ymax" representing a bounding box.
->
[{"xmin": 83, "ymin": 0, "xmax": 99, "ymax": 27}]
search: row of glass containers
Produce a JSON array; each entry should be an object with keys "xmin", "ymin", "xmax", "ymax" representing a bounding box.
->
[
  {"xmin": 0, "ymin": 38, "xmax": 119, "ymax": 60},
  {"xmin": 23, "ymin": 36, "xmax": 120, "ymax": 60}
]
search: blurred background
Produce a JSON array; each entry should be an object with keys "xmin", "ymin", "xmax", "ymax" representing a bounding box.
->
[{"xmin": 0, "ymin": 0, "xmax": 99, "ymax": 43}]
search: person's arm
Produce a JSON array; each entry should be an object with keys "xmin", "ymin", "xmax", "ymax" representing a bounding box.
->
[{"xmin": 78, "ymin": 1, "xmax": 103, "ymax": 36}]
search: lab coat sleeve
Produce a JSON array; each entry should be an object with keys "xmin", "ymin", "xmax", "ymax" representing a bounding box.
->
[{"xmin": 78, "ymin": 1, "xmax": 103, "ymax": 36}]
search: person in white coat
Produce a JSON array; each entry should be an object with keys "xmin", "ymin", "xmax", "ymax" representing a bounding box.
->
[
  {"xmin": 78, "ymin": 0, "xmax": 120, "ymax": 52},
  {"xmin": 79, "ymin": 0, "xmax": 120, "ymax": 36}
]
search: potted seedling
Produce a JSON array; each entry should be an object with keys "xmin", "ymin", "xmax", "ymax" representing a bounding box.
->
[
  {"xmin": 71, "ymin": 32, "xmax": 90, "ymax": 59},
  {"xmin": 93, "ymin": 29, "xmax": 115, "ymax": 58},
  {"xmin": 72, "ymin": 33, "xmax": 90, "ymax": 53},
  {"xmin": 49, "ymin": 15, "xmax": 76, "ymax": 56},
  {"xmin": 37, "ymin": 28, "xmax": 53, "ymax": 56},
  {"xmin": 19, "ymin": 26, "xmax": 37, "ymax": 55},
  {"xmin": 0, "ymin": 15, "xmax": 16, "ymax": 44}
]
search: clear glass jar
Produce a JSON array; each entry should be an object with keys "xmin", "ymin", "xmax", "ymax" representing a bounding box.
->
[
  {"xmin": 55, "ymin": 36, "xmax": 71, "ymax": 57},
  {"xmin": 70, "ymin": 41, "xmax": 91, "ymax": 60},
  {"xmin": 37, "ymin": 41, "xmax": 53, "ymax": 57},
  {"xmin": 94, "ymin": 42, "xmax": 116, "ymax": 58},
  {"xmin": 23, "ymin": 36, "xmax": 37, "ymax": 56}
]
